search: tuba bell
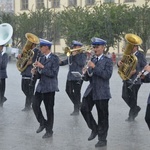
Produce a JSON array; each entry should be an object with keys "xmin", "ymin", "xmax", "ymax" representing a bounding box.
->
[
  {"xmin": 0, "ymin": 23, "xmax": 13, "ymax": 46},
  {"xmin": 16, "ymin": 33, "xmax": 40, "ymax": 72},
  {"xmin": 118, "ymin": 33, "xmax": 143, "ymax": 80}
]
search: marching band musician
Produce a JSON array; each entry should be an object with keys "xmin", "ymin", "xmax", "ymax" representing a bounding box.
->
[
  {"xmin": 140, "ymin": 65, "xmax": 150, "ymax": 130},
  {"xmin": 0, "ymin": 45, "xmax": 8, "ymax": 107},
  {"xmin": 59, "ymin": 40, "xmax": 87, "ymax": 116},
  {"xmin": 31, "ymin": 39, "xmax": 59, "ymax": 139},
  {"xmin": 80, "ymin": 37, "xmax": 113, "ymax": 147},
  {"xmin": 18, "ymin": 42, "xmax": 40, "ymax": 111},
  {"xmin": 117, "ymin": 45, "xmax": 147, "ymax": 121}
]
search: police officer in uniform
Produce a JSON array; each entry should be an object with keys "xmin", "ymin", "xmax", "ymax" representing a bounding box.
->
[
  {"xmin": 140, "ymin": 65, "xmax": 150, "ymax": 130},
  {"xmin": 117, "ymin": 45, "xmax": 147, "ymax": 121},
  {"xmin": 32, "ymin": 39, "xmax": 59, "ymax": 138},
  {"xmin": 80, "ymin": 37, "xmax": 113, "ymax": 147},
  {"xmin": 60, "ymin": 40, "xmax": 86, "ymax": 115},
  {"xmin": 18, "ymin": 44, "xmax": 40, "ymax": 111}
]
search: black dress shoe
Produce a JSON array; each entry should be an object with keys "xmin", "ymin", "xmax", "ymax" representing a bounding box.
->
[
  {"xmin": 42, "ymin": 131, "xmax": 53, "ymax": 139},
  {"xmin": 133, "ymin": 106, "xmax": 141, "ymax": 118},
  {"xmin": 36, "ymin": 125, "xmax": 45, "ymax": 133},
  {"xmin": 70, "ymin": 111, "xmax": 79, "ymax": 116},
  {"xmin": 0, "ymin": 103, "xmax": 3, "ymax": 107},
  {"xmin": 2, "ymin": 97, "xmax": 7, "ymax": 103},
  {"xmin": 22, "ymin": 107, "xmax": 32, "ymax": 111},
  {"xmin": 125, "ymin": 116, "xmax": 134, "ymax": 122},
  {"xmin": 95, "ymin": 140, "xmax": 107, "ymax": 147},
  {"xmin": 88, "ymin": 130, "xmax": 97, "ymax": 141}
]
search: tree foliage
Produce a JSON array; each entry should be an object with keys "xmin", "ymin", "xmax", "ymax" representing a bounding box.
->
[{"xmin": 0, "ymin": 2, "xmax": 150, "ymax": 54}]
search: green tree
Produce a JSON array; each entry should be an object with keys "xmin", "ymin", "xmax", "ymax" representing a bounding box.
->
[
  {"xmin": 57, "ymin": 6, "xmax": 92, "ymax": 46},
  {"xmin": 129, "ymin": 2, "xmax": 150, "ymax": 53}
]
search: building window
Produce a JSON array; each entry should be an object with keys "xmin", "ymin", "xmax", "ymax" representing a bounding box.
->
[
  {"xmin": 124, "ymin": 0, "xmax": 136, "ymax": 2},
  {"xmin": 36, "ymin": 0, "xmax": 44, "ymax": 9},
  {"xmin": 51, "ymin": 0, "xmax": 60, "ymax": 8},
  {"xmin": 85, "ymin": 0, "xmax": 95, "ymax": 5},
  {"xmin": 104, "ymin": 0, "xmax": 115, "ymax": 3},
  {"xmin": 21, "ymin": 0, "xmax": 28, "ymax": 10},
  {"xmin": 68, "ymin": 0, "xmax": 77, "ymax": 6}
]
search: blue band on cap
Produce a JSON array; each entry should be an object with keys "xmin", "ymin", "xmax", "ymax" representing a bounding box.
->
[
  {"xmin": 91, "ymin": 37, "xmax": 107, "ymax": 45},
  {"xmin": 72, "ymin": 40, "xmax": 83, "ymax": 46},
  {"xmin": 40, "ymin": 38, "xmax": 52, "ymax": 47}
]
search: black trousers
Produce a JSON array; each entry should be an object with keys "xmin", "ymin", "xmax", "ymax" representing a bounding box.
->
[
  {"xmin": 81, "ymin": 91, "xmax": 109, "ymax": 141},
  {"xmin": 66, "ymin": 80, "xmax": 83, "ymax": 111},
  {"xmin": 0, "ymin": 79, "xmax": 6, "ymax": 105},
  {"xmin": 145, "ymin": 104, "xmax": 150, "ymax": 130},
  {"xmin": 122, "ymin": 81, "xmax": 141, "ymax": 117},
  {"xmin": 21, "ymin": 79, "xmax": 36, "ymax": 108},
  {"xmin": 32, "ymin": 91, "xmax": 55, "ymax": 133}
]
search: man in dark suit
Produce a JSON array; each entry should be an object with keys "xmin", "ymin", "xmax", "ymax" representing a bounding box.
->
[
  {"xmin": 60, "ymin": 40, "xmax": 86, "ymax": 115},
  {"xmin": 118, "ymin": 45, "xmax": 147, "ymax": 121},
  {"xmin": 0, "ymin": 45, "xmax": 9, "ymax": 107},
  {"xmin": 80, "ymin": 37, "xmax": 113, "ymax": 147},
  {"xmin": 32, "ymin": 39, "xmax": 59, "ymax": 139}
]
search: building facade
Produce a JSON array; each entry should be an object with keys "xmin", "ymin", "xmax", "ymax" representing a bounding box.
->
[{"xmin": 14, "ymin": 0, "xmax": 147, "ymax": 14}]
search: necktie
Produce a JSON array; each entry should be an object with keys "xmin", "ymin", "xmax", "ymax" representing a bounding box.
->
[
  {"xmin": 44, "ymin": 56, "xmax": 47, "ymax": 62},
  {"xmin": 95, "ymin": 57, "xmax": 98, "ymax": 64},
  {"xmin": 96, "ymin": 57, "xmax": 99, "ymax": 62}
]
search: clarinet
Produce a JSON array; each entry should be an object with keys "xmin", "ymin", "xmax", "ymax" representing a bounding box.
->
[
  {"xmin": 29, "ymin": 52, "xmax": 40, "ymax": 87},
  {"xmin": 128, "ymin": 63, "xmax": 150, "ymax": 90}
]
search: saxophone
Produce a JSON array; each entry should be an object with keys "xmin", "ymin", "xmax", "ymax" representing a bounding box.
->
[
  {"xmin": 16, "ymin": 33, "xmax": 40, "ymax": 72},
  {"xmin": 118, "ymin": 33, "xmax": 143, "ymax": 80}
]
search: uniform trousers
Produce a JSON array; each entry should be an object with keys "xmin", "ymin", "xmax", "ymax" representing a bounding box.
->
[
  {"xmin": 66, "ymin": 80, "xmax": 83, "ymax": 111},
  {"xmin": 0, "ymin": 79, "xmax": 5, "ymax": 106},
  {"xmin": 81, "ymin": 91, "xmax": 109, "ymax": 141},
  {"xmin": 32, "ymin": 91, "xmax": 55, "ymax": 133},
  {"xmin": 145, "ymin": 104, "xmax": 150, "ymax": 130},
  {"xmin": 21, "ymin": 78, "xmax": 35, "ymax": 108},
  {"xmin": 122, "ymin": 81, "xmax": 141, "ymax": 117}
]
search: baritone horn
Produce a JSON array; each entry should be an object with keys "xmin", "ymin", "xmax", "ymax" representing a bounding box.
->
[
  {"xmin": 16, "ymin": 33, "xmax": 40, "ymax": 72},
  {"xmin": 118, "ymin": 33, "xmax": 143, "ymax": 80}
]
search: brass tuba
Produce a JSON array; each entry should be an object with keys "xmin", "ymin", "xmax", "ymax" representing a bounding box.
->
[
  {"xmin": 16, "ymin": 33, "xmax": 40, "ymax": 72},
  {"xmin": 118, "ymin": 33, "xmax": 143, "ymax": 80}
]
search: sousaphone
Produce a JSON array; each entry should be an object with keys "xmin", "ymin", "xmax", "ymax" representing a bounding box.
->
[{"xmin": 0, "ymin": 23, "xmax": 13, "ymax": 46}]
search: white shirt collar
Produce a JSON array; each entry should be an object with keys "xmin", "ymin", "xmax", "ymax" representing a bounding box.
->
[
  {"xmin": 45, "ymin": 52, "xmax": 51, "ymax": 59},
  {"xmin": 97, "ymin": 54, "xmax": 103, "ymax": 61},
  {"xmin": 133, "ymin": 50, "xmax": 138, "ymax": 55}
]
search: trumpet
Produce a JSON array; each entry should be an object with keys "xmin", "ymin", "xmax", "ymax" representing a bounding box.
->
[{"xmin": 63, "ymin": 46, "xmax": 92, "ymax": 57}]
